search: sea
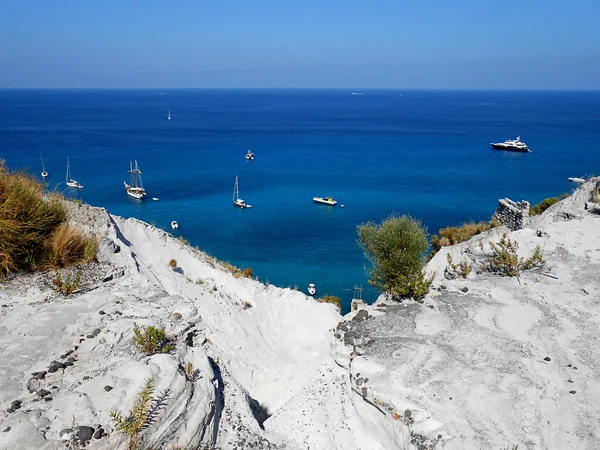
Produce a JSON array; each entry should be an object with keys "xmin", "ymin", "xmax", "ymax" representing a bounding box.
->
[{"xmin": 1, "ymin": 89, "xmax": 599, "ymax": 312}]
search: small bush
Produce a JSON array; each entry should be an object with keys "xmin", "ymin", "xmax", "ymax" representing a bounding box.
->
[
  {"xmin": 319, "ymin": 295, "xmax": 341, "ymax": 308},
  {"xmin": 242, "ymin": 301, "xmax": 252, "ymax": 310},
  {"xmin": 529, "ymin": 195, "xmax": 567, "ymax": 215},
  {"xmin": 168, "ymin": 259, "xmax": 177, "ymax": 268},
  {"xmin": 486, "ymin": 233, "xmax": 545, "ymax": 276},
  {"xmin": 110, "ymin": 377, "xmax": 170, "ymax": 450},
  {"xmin": 592, "ymin": 182, "xmax": 600, "ymax": 203},
  {"xmin": 196, "ymin": 278, "xmax": 204, "ymax": 285},
  {"xmin": 242, "ymin": 267, "xmax": 253, "ymax": 278},
  {"xmin": 431, "ymin": 220, "xmax": 497, "ymax": 257},
  {"xmin": 446, "ymin": 253, "xmax": 472, "ymax": 278},
  {"xmin": 49, "ymin": 270, "xmax": 82, "ymax": 296},
  {"xmin": 358, "ymin": 213, "xmax": 432, "ymax": 300},
  {"xmin": 132, "ymin": 323, "xmax": 173, "ymax": 355},
  {"xmin": 184, "ymin": 362, "xmax": 200, "ymax": 382}
]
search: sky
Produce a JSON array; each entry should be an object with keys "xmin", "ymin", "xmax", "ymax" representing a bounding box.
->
[{"xmin": 1, "ymin": 1, "xmax": 599, "ymax": 89}]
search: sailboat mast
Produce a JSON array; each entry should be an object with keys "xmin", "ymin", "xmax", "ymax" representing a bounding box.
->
[
  {"xmin": 66, "ymin": 158, "xmax": 69, "ymax": 183},
  {"xmin": 233, "ymin": 176, "xmax": 239, "ymax": 201},
  {"xmin": 135, "ymin": 160, "xmax": 144, "ymax": 189}
]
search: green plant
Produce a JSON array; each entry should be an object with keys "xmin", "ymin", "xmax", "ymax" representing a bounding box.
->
[
  {"xmin": 195, "ymin": 278, "xmax": 204, "ymax": 285},
  {"xmin": 319, "ymin": 295, "xmax": 341, "ymax": 308},
  {"xmin": 132, "ymin": 323, "xmax": 174, "ymax": 355},
  {"xmin": 242, "ymin": 301, "xmax": 252, "ymax": 309},
  {"xmin": 50, "ymin": 270, "xmax": 82, "ymax": 295},
  {"xmin": 184, "ymin": 362, "xmax": 200, "ymax": 382},
  {"xmin": 529, "ymin": 195, "xmax": 567, "ymax": 215},
  {"xmin": 446, "ymin": 253, "xmax": 472, "ymax": 278},
  {"xmin": 212, "ymin": 285, "xmax": 217, "ymax": 291},
  {"xmin": 110, "ymin": 377, "xmax": 169, "ymax": 450},
  {"xmin": 358, "ymin": 213, "xmax": 432, "ymax": 300},
  {"xmin": 168, "ymin": 259, "xmax": 177, "ymax": 268},
  {"xmin": 486, "ymin": 233, "xmax": 545, "ymax": 276}
]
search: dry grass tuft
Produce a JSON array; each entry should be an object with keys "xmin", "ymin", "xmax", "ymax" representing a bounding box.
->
[
  {"xmin": 168, "ymin": 259, "xmax": 177, "ymax": 268},
  {"xmin": 319, "ymin": 295, "xmax": 341, "ymax": 309},
  {"xmin": 47, "ymin": 223, "xmax": 99, "ymax": 267},
  {"xmin": 431, "ymin": 220, "xmax": 498, "ymax": 257}
]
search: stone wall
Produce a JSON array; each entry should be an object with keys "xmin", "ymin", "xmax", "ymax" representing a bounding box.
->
[{"xmin": 493, "ymin": 198, "xmax": 530, "ymax": 231}]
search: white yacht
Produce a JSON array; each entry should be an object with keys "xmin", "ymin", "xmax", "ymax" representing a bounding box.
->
[
  {"xmin": 171, "ymin": 221, "xmax": 179, "ymax": 229},
  {"xmin": 233, "ymin": 176, "xmax": 252, "ymax": 208},
  {"xmin": 307, "ymin": 283, "xmax": 316, "ymax": 295},
  {"xmin": 490, "ymin": 136, "xmax": 531, "ymax": 152},
  {"xmin": 313, "ymin": 196, "xmax": 337, "ymax": 206},
  {"xmin": 245, "ymin": 149, "xmax": 255, "ymax": 160}
]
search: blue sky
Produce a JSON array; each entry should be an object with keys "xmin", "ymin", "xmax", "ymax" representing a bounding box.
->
[{"xmin": 1, "ymin": 1, "xmax": 599, "ymax": 89}]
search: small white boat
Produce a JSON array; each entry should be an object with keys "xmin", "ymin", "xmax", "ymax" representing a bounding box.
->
[
  {"xmin": 171, "ymin": 221, "xmax": 179, "ymax": 229},
  {"xmin": 313, "ymin": 196, "xmax": 337, "ymax": 206},
  {"xmin": 124, "ymin": 160, "xmax": 147, "ymax": 199},
  {"xmin": 308, "ymin": 283, "xmax": 316, "ymax": 296},
  {"xmin": 65, "ymin": 158, "xmax": 83, "ymax": 189},
  {"xmin": 567, "ymin": 177, "xmax": 586, "ymax": 183},
  {"xmin": 245, "ymin": 149, "xmax": 255, "ymax": 160},
  {"xmin": 233, "ymin": 175, "xmax": 252, "ymax": 208},
  {"xmin": 167, "ymin": 110, "xmax": 171, "ymax": 121},
  {"xmin": 40, "ymin": 151, "xmax": 48, "ymax": 178},
  {"xmin": 152, "ymin": 197, "xmax": 160, "ymax": 201},
  {"xmin": 490, "ymin": 136, "xmax": 531, "ymax": 152}
]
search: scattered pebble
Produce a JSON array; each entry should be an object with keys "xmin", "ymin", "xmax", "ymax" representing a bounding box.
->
[
  {"xmin": 569, "ymin": 390, "xmax": 576, "ymax": 394},
  {"xmin": 104, "ymin": 385, "xmax": 113, "ymax": 392},
  {"xmin": 3, "ymin": 427, "xmax": 11, "ymax": 432},
  {"xmin": 544, "ymin": 356, "xmax": 551, "ymax": 362},
  {"xmin": 461, "ymin": 287, "xmax": 469, "ymax": 293}
]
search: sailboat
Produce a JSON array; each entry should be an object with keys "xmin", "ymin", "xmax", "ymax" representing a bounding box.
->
[
  {"xmin": 124, "ymin": 160, "xmax": 147, "ymax": 199},
  {"xmin": 65, "ymin": 158, "xmax": 83, "ymax": 189},
  {"xmin": 40, "ymin": 152, "xmax": 48, "ymax": 178},
  {"xmin": 167, "ymin": 110, "xmax": 171, "ymax": 121},
  {"xmin": 233, "ymin": 176, "xmax": 252, "ymax": 208}
]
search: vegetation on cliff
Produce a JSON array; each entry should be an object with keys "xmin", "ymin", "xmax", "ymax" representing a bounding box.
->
[
  {"xmin": 358, "ymin": 213, "xmax": 432, "ymax": 300},
  {"xmin": 0, "ymin": 161, "xmax": 98, "ymax": 275}
]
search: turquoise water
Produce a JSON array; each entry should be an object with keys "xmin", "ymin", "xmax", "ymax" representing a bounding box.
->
[{"xmin": 1, "ymin": 89, "xmax": 599, "ymax": 311}]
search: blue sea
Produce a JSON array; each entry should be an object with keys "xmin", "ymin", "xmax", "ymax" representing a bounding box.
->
[{"xmin": 1, "ymin": 89, "xmax": 599, "ymax": 312}]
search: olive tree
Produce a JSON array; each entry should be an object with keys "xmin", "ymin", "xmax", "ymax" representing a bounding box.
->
[{"xmin": 358, "ymin": 213, "xmax": 432, "ymax": 300}]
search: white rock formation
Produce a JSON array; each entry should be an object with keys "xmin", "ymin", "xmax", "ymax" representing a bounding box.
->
[{"xmin": 1, "ymin": 179, "xmax": 599, "ymax": 449}]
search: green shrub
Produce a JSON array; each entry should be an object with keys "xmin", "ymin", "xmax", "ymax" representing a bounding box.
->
[
  {"xmin": 49, "ymin": 270, "xmax": 82, "ymax": 296},
  {"xmin": 319, "ymin": 295, "xmax": 341, "ymax": 308},
  {"xmin": 358, "ymin": 213, "xmax": 432, "ymax": 300},
  {"xmin": 529, "ymin": 195, "xmax": 567, "ymax": 215},
  {"xmin": 446, "ymin": 253, "xmax": 472, "ymax": 278},
  {"xmin": 132, "ymin": 323, "xmax": 173, "ymax": 355},
  {"xmin": 485, "ymin": 233, "xmax": 545, "ymax": 276}
]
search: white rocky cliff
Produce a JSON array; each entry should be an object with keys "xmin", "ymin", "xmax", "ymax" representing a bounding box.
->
[{"xmin": 1, "ymin": 179, "xmax": 599, "ymax": 449}]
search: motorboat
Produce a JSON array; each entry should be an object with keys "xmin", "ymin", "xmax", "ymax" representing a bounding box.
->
[
  {"xmin": 233, "ymin": 175, "xmax": 252, "ymax": 208},
  {"xmin": 152, "ymin": 197, "xmax": 160, "ymax": 201},
  {"xmin": 124, "ymin": 160, "xmax": 147, "ymax": 199},
  {"xmin": 65, "ymin": 158, "xmax": 84, "ymax": 189},
  {"xmin": 308, "ymin": 283, "xmax": 316, "ymax": 296},
  {"xmin": 40, "ymin": 152, "xmax": 48, "ymax": 178},
  {"xmin": 171, "ymin": 221, "xmax": 179, "ymax": 229},
  {"xmin": 490, "ymin": 136, "xmax": 531, "ymax": 152},
  {"xmin": 313, "ymin": 196, "xmax": 337, "ymax": 206},
  {"xmin": 245, "ymin": 149, "xmax": 255, "ymax": 160},
  {"xmin": 567, "ymin": 177, "xmax": 586, "ymax": 183}
]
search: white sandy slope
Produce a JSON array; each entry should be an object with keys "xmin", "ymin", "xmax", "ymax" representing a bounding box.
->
[
  {"xmin": 0, "ymin": 203, "xmax": 411, "ymax": 449},
  {"xmin": 342, "ymin": 179, "xmax": 600, "ymax": 449}
]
